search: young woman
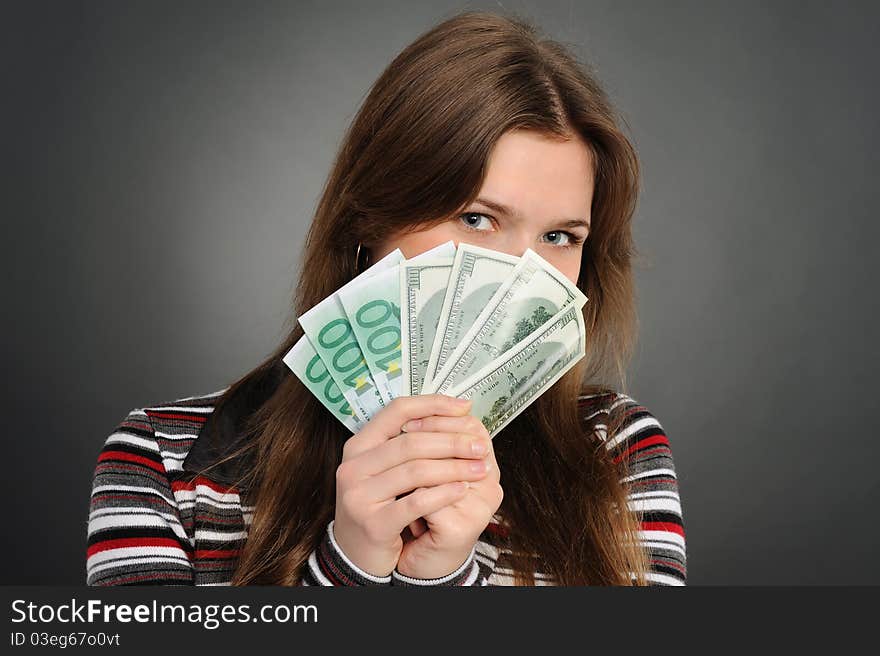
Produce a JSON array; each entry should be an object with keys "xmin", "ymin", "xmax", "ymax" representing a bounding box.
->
[{"xmin": 86, "ymin": 10, "xmax": 686, "ymax": 586}]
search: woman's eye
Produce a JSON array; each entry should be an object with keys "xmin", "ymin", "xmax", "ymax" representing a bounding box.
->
[
  {"xmin": 459, "ymin": 212, "xmax": 494, "ymax": 231},
  {"xmin": 543, "ymin": 231, "xmax": 571, "ymax": 246}
]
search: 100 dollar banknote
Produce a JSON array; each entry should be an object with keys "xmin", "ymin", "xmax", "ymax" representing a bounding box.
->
[
  {"xmin": 399, "ymin": 256, "xmax": 455, "ymax": 396},
  {"xmin": 425, "ymin": 248, "xmax": 587, "ymax": 395},
  {"xmin": 447, "ymin": 302, "xmax": 586, "ymax": 438},
  {"xmin": 284, "ymin": 240, "xmax": 587, "ymax": 438},
  {"xmin": 423, "ymin": 243, "xmax": 520, "ymax": 389}
]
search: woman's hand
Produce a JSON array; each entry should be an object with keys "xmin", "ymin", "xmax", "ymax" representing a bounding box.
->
[
  {"xmin": 394, "ymin": 412, "xmax": 503, "ymax": 580},
  {"xmin": 332, "ymin": 394, "xmax": 492, "ymax": 578}
]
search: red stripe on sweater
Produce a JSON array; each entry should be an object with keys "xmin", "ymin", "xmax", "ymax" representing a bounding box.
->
[
  {"xmin": 144, "ymin": 411, "xmax": 207, "ymax": 423},
  {"xmin": 105, "ymin": 572, "xmax": 193, "ymax": 585},
  {"xmin": 171, "ymin": 477, "xmax": 240, "ymax": 496},
  {"xmin": 195, "ymin": 549, "xmax": 240, "ymax": 560},
  {"xmin": 613, "ymin": 434, "xmax": 670, "ymax": 463},
  {"xmin": 98, "ymin": 450, "xmax": 165, "ymax": 473},
  {"xmin": 317, "ymin": 542, "xmax": 349, "ymax": 585},
  {"xmin": 87, "ymin": 537, "xmax": 183, "ymax": 558},
  {"xmin": 485, "ymin": 522, "xmax": 508, "ymax": 538},
  {"xmin": 641, "ymin": 521, "xmax": 685, "ymax": 538}
]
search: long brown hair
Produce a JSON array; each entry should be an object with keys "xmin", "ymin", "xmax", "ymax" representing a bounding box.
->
[{"xmin": 210, "ymin": 9, "xmax": 650, "ymax": 585}]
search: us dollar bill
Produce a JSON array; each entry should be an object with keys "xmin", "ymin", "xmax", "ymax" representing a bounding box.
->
[
  {"xmin": 296, "ymin": 249, "xmax": 403, "ymax": 420},
  {"xmin": 424, "ymin": 248, "xmax": 587, "ymax": 395},
  {"xmin": 399, "ymin": 256, "xmax": 454, "ymax": 396},
  {"xmin": 423, "ymin": 243, "xmax": 520, "ymax": 390},
  {"xmin": 336, "ymin": 239, "xmax": 457, "ymax": 402},
  {"xmin": 282, "ymin": 335, "xmax": 365, "ymax": 433},
  {"xmin": 447, "ymin": 302, "xmax": 586, "ymax": 438}
]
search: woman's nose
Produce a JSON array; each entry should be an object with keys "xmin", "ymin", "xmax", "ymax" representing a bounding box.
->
[{"xmin": 494, "ymin": 231, "xmax": 532, "ymax": 258}]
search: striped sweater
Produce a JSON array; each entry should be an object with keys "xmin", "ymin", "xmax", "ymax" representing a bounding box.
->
[{"xmin": 86, "ymin": 361, "xmax": 687, "ymax": 586}]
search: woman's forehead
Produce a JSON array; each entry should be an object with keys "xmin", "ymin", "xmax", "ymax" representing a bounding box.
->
[{"xmin": 476, "ymin": 131, "xmax": 594, "ymax": 226}]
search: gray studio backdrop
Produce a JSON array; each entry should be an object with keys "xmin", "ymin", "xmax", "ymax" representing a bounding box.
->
[{"xmin": 4, "ymin": 0, "xmax": 877, "ymax": 585}]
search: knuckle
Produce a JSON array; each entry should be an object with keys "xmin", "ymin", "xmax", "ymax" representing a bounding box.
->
[
  {"xmin": 341, "ymin": 437, "xmax": 360, "ymax": 460},
  {"xmin": 493, "ymin": 483, "xmax": 504, "ymax": 509},
  {"xmin": 406, "ymin": 459, "xmax": 429, "ymax": 482},
  {"xmin": 399, "ymin": 434, "xmax": 418, "ymax": 460},
  {"xmin": 466, "ymin": 416, "xmax": 484, "ymax": 435},
  {"xmin": 384, "ymin": 396, "xmax": 405, "ymax": 417},
  {"xmin": 335, "ymin": 461, "xmax": 353, "ymax": 486},
  {"xmin": 406, "ymin": 490, "xmax": 429, "ymax": 515},
  {"xmin": 436, "ymin": 393, "xmax": 460, "ymax": 409}
]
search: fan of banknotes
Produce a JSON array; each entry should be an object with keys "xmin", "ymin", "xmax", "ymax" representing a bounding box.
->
[{"xmin": 282, "ymin": 240, "xmax": 588, "ymax": 438}]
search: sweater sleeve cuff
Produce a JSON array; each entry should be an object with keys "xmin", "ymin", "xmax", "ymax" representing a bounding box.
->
[
  {"xmin": 308, "ymin": 520, "xmax": 392, "ymax": 586},
  {"xmin": 391, "ymin": 546, "xmax": 479, "ymax": 586}
]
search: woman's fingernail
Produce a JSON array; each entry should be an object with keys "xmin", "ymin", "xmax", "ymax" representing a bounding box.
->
[
  {"xmin": 402, "ymin": 419, "xmax": 422, "ymax": 432},
  {"xmin": 470, "ymin": 460, "xmax": 488, "ymax": 473},
  {"xmin": 454, "ymin": 397, "xmax": 471, "ymax": 406},
  {"xmin": 471, "ymin": 439, "xmax": 488, "ymax": 456}
]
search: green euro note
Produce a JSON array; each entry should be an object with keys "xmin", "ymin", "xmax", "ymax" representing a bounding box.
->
[
  {"xmin": 337, "ymin": 265, "xmax": 403, "ymax": 403},
  {"xmin": 282, "ymin": 334, "xmax": 365, "ymax": 433},
  {"xmin": 296, "ymin": 249, "xmax": 403, "ymax": 421}
]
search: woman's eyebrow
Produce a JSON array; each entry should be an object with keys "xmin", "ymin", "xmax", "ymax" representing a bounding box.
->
[
  {"xmin": 473, "ymin": 197, "xmax": 590, "ymax": 229},
  {"xmin": 557, "ymin": 219, "xmax": 590, "ymax": 230}
]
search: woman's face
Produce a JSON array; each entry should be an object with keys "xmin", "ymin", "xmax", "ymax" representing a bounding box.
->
[{"xmin": 371, "ymin": 128, "xmax": 593, "ymax": 285}]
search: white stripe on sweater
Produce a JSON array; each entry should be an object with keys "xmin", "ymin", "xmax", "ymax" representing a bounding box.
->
[
  {"xmin": 475, "ymin": 541, "xmax": 500, "ymax": 562},
  {"xmin": 307, "ymin": 551, "xmax": 333, "ymax": 586},
  {"xmin": 620, "ymin": 468, "xmax": 678, "ymax": 483},
  {"xmin": 88, "ymin": 510, "xmax": 191, "ymax": 545},
  {"xmin": 148, "ymin": 406, "xmax": 215, "ymax": 414},
  {"xmin": 642, "ymin": 541, "xmax": 687, "ymax": 559},
  {"xmin": 606, "ymin": 415, "xmax": 662, "ymax": 450},
  {"xmin": 154, "ymin": 431, "xmax": 201, "ymax": 441},
  {"xmin": 167, "ymin": 485, "xmax": 242, "ymax": 505},
  {"xmin": 105, "ymin": 433, "xmax": 160, "ymax": 453},
  {"xmin": 193, "ymin": 529, "xmax": 247, "ymax": 542},
  {"xmin": 639, "ymin": 529, "xmax": 686, "ymax": 549},
  {"xmin": 175, "ymin": 498, "xmax": 244, "ymax": 512},
  {"xmin": 646, "ymin": 572, "xmax": 685, "ymax": 586},
  {"xmin": 87, "ymin": 546, "xmax": 189, "ymax": 567},
  {"xmin": 627, "ymin": 497, "xmax": 683, "ymax": 514},
  {"xmin": 88, "ymin": 556, "xmax": 191, "ymax": 577},
  {"xmin": 628, "ymin": 490, "xmax": 682, "ymax": 500}
]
